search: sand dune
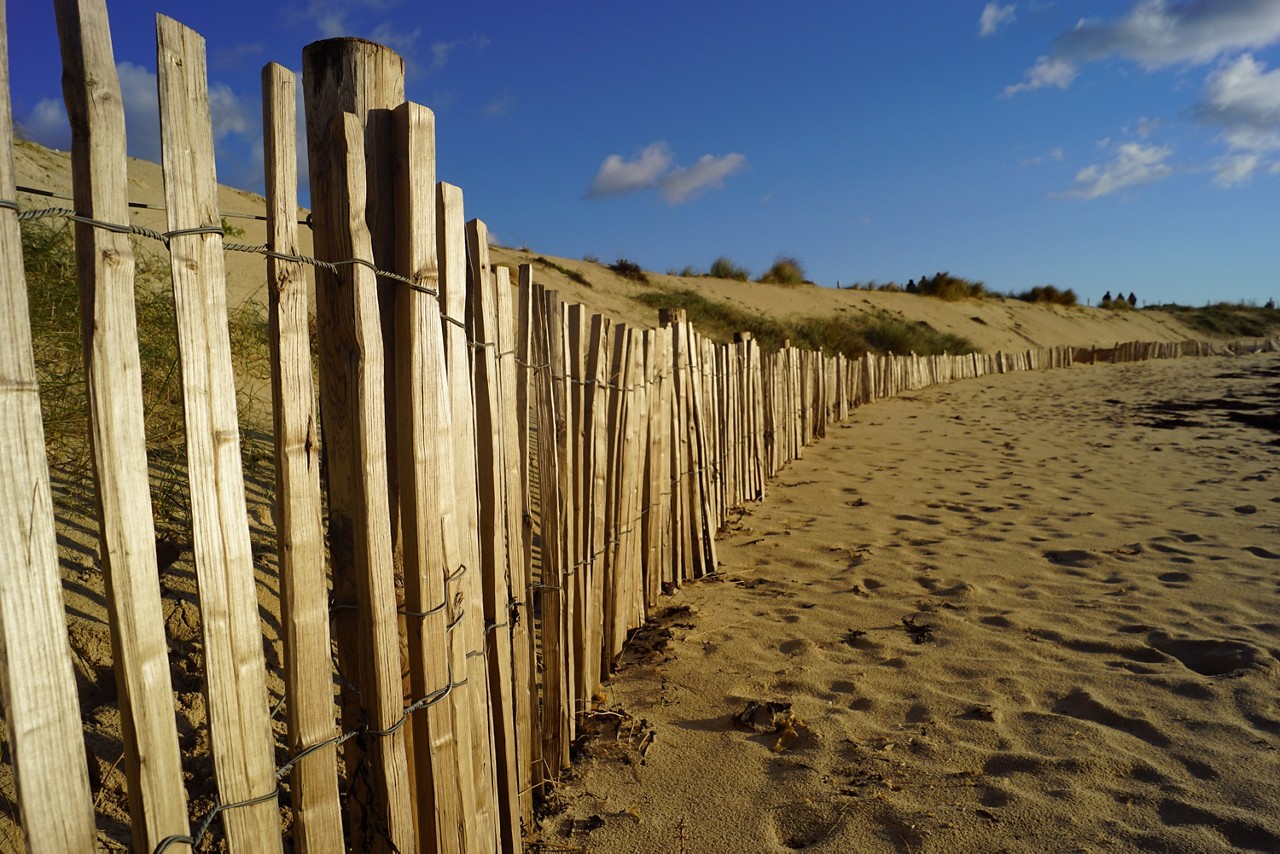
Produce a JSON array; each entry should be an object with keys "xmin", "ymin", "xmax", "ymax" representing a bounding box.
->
[
  {"xmin": 544, "ymin": 353, "xmax": 1280, "ymax": 852},
  {"xmin": 15, "ymin": 139, "xmax": 1203, "ymax": 355}
]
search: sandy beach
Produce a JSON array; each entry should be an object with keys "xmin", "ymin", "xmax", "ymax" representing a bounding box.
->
[{"xmin": 542, "ymin": 353, "xmax": 1280, "ymax": 853}]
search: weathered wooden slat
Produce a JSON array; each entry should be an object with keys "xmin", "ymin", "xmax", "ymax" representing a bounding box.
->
[
  {"xmin": 0, "ymin": 5, "xmax": 97, "ymax": 849},
  {"xmin": 48, "ymin": 2, "xmax": 192, "ymax": 850},
  {"xmin": 327, "ymin": 111, "xmax": 417, "ymax": 851},
  {"xmin": 584, "ymin": 315, "xmax": 611, "ymax": 685},
  {"xmin": 300, "ymin": 41, "xmax": 412, "ymax": 850},
  {"xmin": 514, "ymin": 265, "xmax": 543, "ymax": 810},
  {"xmin": 155, "ymin": 15, "xmax": 282, "ymax": 850},
  {"xmin": 263, "ymin": 62, "xmax": 342, "ymax": 854},
  {"xmin": 465, "ymin": 218, "xmax": 521, "ymax": 852},
  {"xmin": 535, "ymin": 288, "xmax": 571, "ymax": 774},
  {"xmin": 391, "ymin": 101, "xmax": 467, "ymax": 852},
  {"xmin": 437, "ymin": 182, "xmax": 499, "ymax": 847},
  {"xmin": 564, "ymin": 304, "xmax": 590, "ymax": 713},
  {"xmin": 493, "ymin": 264, "xmax": 536, "ymax": 840}
]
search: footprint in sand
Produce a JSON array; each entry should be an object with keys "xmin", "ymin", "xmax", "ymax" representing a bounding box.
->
[
  {"xmin": 1243, "ymin": 545, "xmax": 1280, "ymax": 560},
  {"xmin": 1145, "ymin": 632, "xmax": 1269, "ymax": 677},
  {"xmin": 1053, "ymin": 688, "xmax": 1170, "ymax": 747},
  {"xmin": 1045, "ymin": 549, "xmax": 1102, "ymax": 568}
]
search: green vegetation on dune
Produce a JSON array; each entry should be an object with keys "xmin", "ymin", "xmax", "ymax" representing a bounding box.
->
[
  {"xmin": 1150, "ymin": 302, "xmax": 1280, "ymax": 338},
  {"xmin": 631, "ymin": 288, "xmax": 978, "ymax": 358},
  {"xmin": 1015, "ymin": 285, "xmax": 1078, "ymax": 306},
  {"xmin": 21, "ymin": 217, "xmax": 271, "ymax": 534}
]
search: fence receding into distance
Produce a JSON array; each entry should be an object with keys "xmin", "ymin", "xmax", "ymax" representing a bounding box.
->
[{"xmin": 0, "ymin": 2, "xmax": 1267, "ymax": 852}]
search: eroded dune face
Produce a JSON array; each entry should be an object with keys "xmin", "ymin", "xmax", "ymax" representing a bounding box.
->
[{"xmin": 545, "ymin": 353, "xmax": 1280, "ymax": 853}]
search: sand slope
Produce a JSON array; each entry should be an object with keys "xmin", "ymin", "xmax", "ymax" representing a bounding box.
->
[{"xmin": 548, "ymin": 353, "xmax": 1280, "ymax": 852}]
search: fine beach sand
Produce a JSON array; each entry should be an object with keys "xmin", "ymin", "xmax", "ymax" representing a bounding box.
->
[{"xmin": 542, "ymin": 353, "xmax": 1280, "ymax": 853}]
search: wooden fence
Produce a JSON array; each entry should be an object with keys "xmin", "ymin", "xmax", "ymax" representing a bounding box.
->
[{"xmin": 0, "ymin": 3, "xmax": 1264, "ymax": 852}]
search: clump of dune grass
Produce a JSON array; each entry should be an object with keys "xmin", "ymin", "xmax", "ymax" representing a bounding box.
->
[
  {"xmin": 709, "ymin": 256, "xmax": 750, "ymax": 281},
  {"xmin": 915, "ymin": 272, "xmax": 988, "ymax": 301},
  {"xmin": 609, "ymin": 258, "xmax": 649, "ymax": 284},
  {"xmin": 1015, "ymin": 285, "xmax": 1078, "ymax": 306},
  {"xmin": 759, "ymin": 255, "xmax": 808, "ymax": 286}
]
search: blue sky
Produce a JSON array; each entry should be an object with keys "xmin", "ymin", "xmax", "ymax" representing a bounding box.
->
[{"xmin": 8, "ymin": 1, "xmax": 1280, "ymax": 306}]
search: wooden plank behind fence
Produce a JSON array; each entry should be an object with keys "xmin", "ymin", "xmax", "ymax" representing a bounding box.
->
[
  {"xmin": 514, "ymin": 266, "xmax": 544, "ymax": 805},
  {"xmin": 493, "ymin": 264, "xmax": 536, "ymax": 836},
  {"xmin": 465, "ymin": 218, "xmax": 521, "ymax": 852},
  {"xmin": 51, "ymin": 1, "xmax": 190, "ymax": 849},
  {"xmin": 263, "ymin": 62, "xmax": 342, "ymax": 853},
  {"xmin": 535, "ymin": 287, "xmax": 571, "ymax": 774},
  {"xmin": 391, "ymin": 101, "xmax": 467, "ymax": 851},
  {"xmin": 437, "ymin": 183, "xmax": 499, "ymax": 847},
  {"xmin": 323, "ymin": 110, "xmax": 416, "ymax": 852},
  {"xmin": 0, "ymin": 5, "xmax": 97, "ymax": 848},
  {"xmin": 155, "ymin": 16, "xmax": 282, "ymax": 850},
  {"xmin": 564, "ymin": 305, "xmax": 589, "ymax": 713}
]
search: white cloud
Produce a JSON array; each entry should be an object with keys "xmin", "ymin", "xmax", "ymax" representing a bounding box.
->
[
  {"xmin": 1200, "ymin": 53, "xmax": 1280, "ymax": 136},
  {"xmin": 299, "ymin": 0, "xmax": 398, "ymax": 38},
  {"xmin": 980, "ymin": 3, "xmax": 1017, "ymax": 37},
  {"xmin": 20, "ymin": 61, "xmax": 260, "ymax": 179},
  {"xmin": 20, "ymin": 98, "xmax": 71, "ymax": 150},
  {"xmin": 659, "ymin": 153, "xmax": 748, "ymax": 203},
  {"xmin": 1212, "ymin": 151, "xmax": 1263, "ymax": 186},
  {"xmin": 586, "ymin": 142, "xmax": 747, "ymax": 204},
  {"xmin": 1006, "ymin": 0, "xmax": 1280, "ymax": 95},
  {"xmin": 1056, "ymin": 0, "xmax": 1280, "ymax": 69},
  {"xmin": 1195, "ymin": 54, "xmax": 1280, "ymax": 184},
  {"xmin": 369, "ymin": 21, "xmax": 422, "ymax": 55},
  {"xmin": 1003, "ymin": 55, "xmax": 1078, "ymax": 96},
  {"xmin": 1060, "ymin": 142, "xmax": 1173, "ymax": 198},
  {"xmin": 587, "ymin": 143, "xmax": 675, "ymax": 197}
]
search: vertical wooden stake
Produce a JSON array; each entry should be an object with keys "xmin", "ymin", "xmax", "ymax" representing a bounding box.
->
[
  {"xmin": 156, "ymin": 15, "xmax": 282, "ymax": 850},
  {"xmin": 0, "ymin": 4, "xmax": 97, "ymax": 849},
  {"xmin": 263, "ymin": 62, "xmax": 342, "ymax": 853},
  {"xmin": 48, "ymin": 1, "xmax": 191, "ymax": 849},
  {"xmin": 391, "ymin": 101, "xmax": 467, "ymax": 852},
  {"xmin": 438, "ymin": 183, "xmax": 499, "ymax": 847}
]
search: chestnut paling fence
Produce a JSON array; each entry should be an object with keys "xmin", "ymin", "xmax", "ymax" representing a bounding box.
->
[{"xmin": 0, "ymin": 3, "xmax": 1268, "ymax": 852}]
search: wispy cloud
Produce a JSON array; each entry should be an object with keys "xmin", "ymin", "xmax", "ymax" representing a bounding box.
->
[
  {"xmin": 980, "ymin": 3, "xmax": 1017, "ymax": 38},
  {"xmin": 429, "ymin": 35, "xmax": 491, "ymax": 73},
  {"xmin": 297, "ymin": 0, "xmax": 398, "ymax": 39},
  {"xmin": 660, "ymin": 152, "xmax": 749, "ymax": 203},
  {"xmin": 1003, "ymin": 55, "xmax": 1077, "ymax": 96},
  {"xmin": 1005, "ymin": 0, "xmax": 1280, "ymax": 95},
  {"xmin": 480, "ymin": 95, "xmax": 516, "ymax": 118},
  {"xmin": 586, "ymin": 142, "xmax": 747, "ymax": 204},
  {"xmin": 1058, "ymin": 142, "xmax": 1173, "ymax": 198}
]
